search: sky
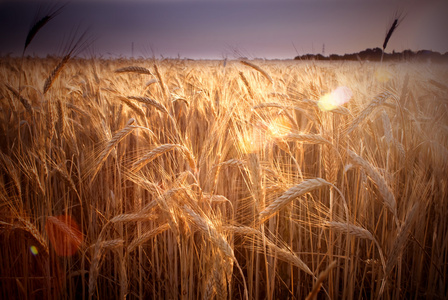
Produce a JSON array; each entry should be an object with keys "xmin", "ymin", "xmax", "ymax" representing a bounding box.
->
[{"xmin": 1, "ymin": 0, "xmax": 448, "ymax": 59}]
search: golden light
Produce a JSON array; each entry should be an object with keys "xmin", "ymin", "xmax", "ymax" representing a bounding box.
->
[
  {"xmin": 46, "ymin": 215, "xmax": 83, "ymax": 257},
  {"xmin": 318, "ymin": 86, "xmax": 352, "ymax": 111},
  {"xmin": 267, "ymin": 114, "xmax": 293, "ymax": 138},
  {"xmin": 236, "ymin": 127, "xmax": 258, "ymax": 155},
  {"xmin": 375, "ymin": 67, "xmax": 392, "ymax": 83}
]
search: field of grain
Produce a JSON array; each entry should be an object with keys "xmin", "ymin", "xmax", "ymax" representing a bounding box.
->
[{"xmin": 1, "ymin": 56, "xmax": 447, "ymax": 299}]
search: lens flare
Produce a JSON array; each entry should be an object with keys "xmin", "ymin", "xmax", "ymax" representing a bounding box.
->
[
  {"xmin": 45, "ymin": 215, "xmax": 83, "ymax": 257},
  {"xmin": 239, "ymin": 114, "xmax": 294, "ymax": 154},
  {"xmin": 318, "ymin": 86, "xmax": 352, "ymax": 111},
  {"xmin": 267, "ymin": 115, "xmax": 293, "ymax": 137},
  {"xmin": 30, "ymin": 245, "xmax": 38, "ymax": 255},
  {"xmin": 247, "ymin": 120, "xmax": 268, "ymax": 153}
]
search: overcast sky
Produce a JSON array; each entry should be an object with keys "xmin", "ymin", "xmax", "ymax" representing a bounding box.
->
[{"xmin": 1, "ymin": 0, "xmax": 447, "ymax": 59}]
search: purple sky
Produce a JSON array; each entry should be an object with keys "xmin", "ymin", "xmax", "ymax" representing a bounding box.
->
[{"xmin": 1, "ymin": 0, "xmax": 447, "ymax": 59}]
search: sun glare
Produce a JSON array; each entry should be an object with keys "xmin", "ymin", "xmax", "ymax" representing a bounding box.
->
[
  {"xmin": 318, "ymin": 86, "xmax": 352, "ymax": 111},
  {"xmin": 45, "ymin": 215, "xmax": 83, "ymax": 257},
  {"xmin": 267, "ymin": 115, "xmax": 293, "ymax": 138}
]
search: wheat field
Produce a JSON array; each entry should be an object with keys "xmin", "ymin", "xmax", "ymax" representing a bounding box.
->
[{"xmin": 1, "ymin": 55, "xmax": 447, "ymax": 299}]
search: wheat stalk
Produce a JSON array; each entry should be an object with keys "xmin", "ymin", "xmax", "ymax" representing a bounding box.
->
[
  {"xmin": 328, "ymin": 221, "xmax": 387, "ymax": 295},
  {"xmin": 145, "ymin": 78, "xmax": 158, "ymax": 88},
  {"xmin": 56, "ymin": 99, "xmax": 65, "ymax": 138},
  {"xmin": 45, "ymin": 99, "xmax": 55, "ymax": 141},
  {"xmin": 132, "ymin": 144, "xmax": 195, "ymax": 172},
  {"xmin": 127, "ymin": 223, "xmax": 170, "ymax": 253},
  {"xmin": 305, "ymin": 260, "xmax": 337, "ymax": 300},
  {"xmin": 253, "ymin": 102, "xmax": 285, "ymax": 110},
  {"xmin": 0, "ymin": 152, "xmax": 22, "ymax": 197},
  {"xmin": 127, "ymin": 96, "xmax": 168, "ymax": 114},
  {"xmin": 153, "ymin": 63, "xmax": 168, "ymax": 97}
]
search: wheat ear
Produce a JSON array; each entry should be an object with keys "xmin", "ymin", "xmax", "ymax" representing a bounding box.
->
[
  {"xmin": 347, "ymin": 150, "xmax": 398, "ymax": 223},
  {"xmin": 4, "ymin": 83, "xmax": 32, "ymax": 113},
  {"xmin": 114, "ymin": 66, "xmax": 151, "ymax": 75},
  {"xmin": 227, "ymin": 226, "xmax": 313, "ymax": 276},
  {"xmin": 383, "ymin": 13, "xmax": 404, "ymax": 51},
  {"xmin": 24, "ymin": 4, "xmax": 65, "ymax": 52},
  {"xmin": 110, "ymin": 212, "xmax": 158, "ymax": 224},
  {"xmin": 345, "ymin": 92, "xmax": 392, "ymax": 135},
  {"xmin": 127, "ymin": 223, "xmax": 170, "ymax": 253},
  {"xmin": 46, "ymin": 216, "xmax": 83, "ymax": 247},
  {"xmin": 240, "ymin": 60, "xmax": 273, "ymax": 84},
  {"xmin": 43, "ymin": 29, "xmax": 91, "ymax": 94},
  {"xmin": 56, "ymin": 99, "xmax": 65, "ymax": 138},
  {"xmin": 328, "ymin": 221, "xmax": 387, "ymax": 295},
  {"xmin": 281, "ymin": 133, "xmax": 331, "ymax": 145},
  {"xmin": 259, "ymin": 178, "xmax": 330, "ymax": 223},
  {"xmin": 385, "ymin": 202, "xmax": 420, "ymax": 276},
  {"xmin": 118, "ymin": 96, "xmax": 146, "ymax": 118},
  {"xmin": 90, "ymin": 122, "xmax": 138, "ymax": 183},
  {"xmin": 88, "ymin": 238, "xmax": 124, "ymax": 298},
  {"xmin": 182, "ymin": 205, "xmax": 234, "ymax": 260},
  {"xmin": 18, "ymin": 217, "xmax": 49, "ymax": 255},
  {"xmin": 43, "ymin": 54, "xmax": 70, "ymax": 94},
  {"xmin": 127, "ymin": 96, "xmax": 169, "ymax": 114},
  {"xmin": 327, "ymin": 221, "xmax": 375, "ymax": 240},
  {"xmin": 183, "ymin": 206, "xmax": 247, "ymax": 299},
  {"xmin": 213, "ymin": 260, "xmax": 228, "ymax": 300},
  {"xmin": 239, "ymin": 71, "xmax": 254, "ymax": 99}
]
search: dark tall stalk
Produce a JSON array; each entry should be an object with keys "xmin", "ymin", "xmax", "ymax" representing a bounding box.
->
[
  {"xmin": 381, "ymin": 12, "xmax": 404, "ymax": 63},
  {"xmin": 23, "ymin": 4, "xmax": 65, "ymax": 54},
  {"xmin": 18, "ymin": 4, "xmax": 65, "ymax": 113}
]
